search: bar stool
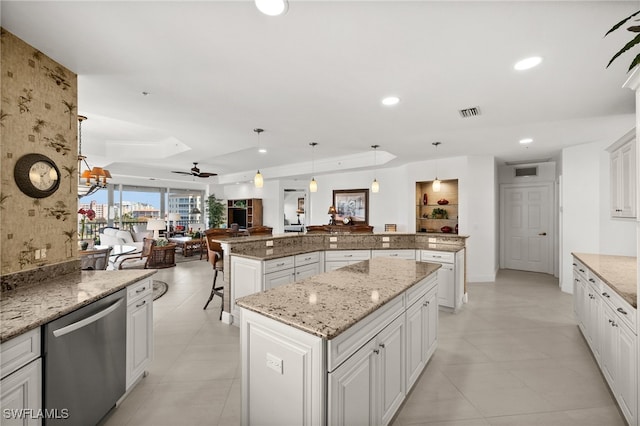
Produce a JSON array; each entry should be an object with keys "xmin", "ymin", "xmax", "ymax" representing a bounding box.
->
[{"xmin": 203, "ymin": 229, "xmax": 225, "ymax": 319}]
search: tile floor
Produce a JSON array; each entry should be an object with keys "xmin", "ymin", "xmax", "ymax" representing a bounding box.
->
[{"xmin": 101, "ymin": 261, "xmax": 626, "ymax": 426}]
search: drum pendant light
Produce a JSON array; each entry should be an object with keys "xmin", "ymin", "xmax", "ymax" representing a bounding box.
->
[
  {"xmin": 309, "ymin": 142, "xmax": 318, "ymax": 192},
  {"xmin": 371, "ymin": 144, "xmax": 380, "ymax": 193}
]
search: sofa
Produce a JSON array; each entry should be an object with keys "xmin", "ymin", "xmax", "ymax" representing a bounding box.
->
[{"xmin": 99, "ymin": 228, "xmax": 152, "ymax": 250}]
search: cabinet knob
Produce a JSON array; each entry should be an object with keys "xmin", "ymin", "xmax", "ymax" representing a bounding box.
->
[
  {"xmin": 379, "ymin": 343, "xmax": 385, "ymax": 349},
  {"xmin": 538, "ymin": 232, "xmax": 547, "ymax": 236},
  {"xmin": 373, "ymin": 349, "xmax": 380, "ymax": 355},
  {"xmin": 423, "ymin": 301, "xmax": 429, "ymax": 307}
]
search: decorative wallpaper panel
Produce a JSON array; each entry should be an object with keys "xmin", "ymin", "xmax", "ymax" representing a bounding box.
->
[{"xmin": 1, "ymin": 29, "xmax": 79, "ymax": 275}]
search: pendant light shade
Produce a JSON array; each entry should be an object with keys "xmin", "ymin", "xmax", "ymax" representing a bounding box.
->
[
  {"xmin": 254, "ymin": 170, "xmax": 264, "ymax": 188},
  {"xmin": 309, "ymin": 142, "xmax": 318, "ymax": 192},
  {"xmin": 254, "ymin": 128, "xmax": 264, "ymax": 188},
  {"xmin": 432, "ymin": 141, "xmax": 442, "ymax": 193},
  {"xmin": 371, "ymin": 144, "xmax": 380, "ymax": 193},
  {"xmin": 255, "ymin": 0, "xmax": 288, "ymax": 16}
]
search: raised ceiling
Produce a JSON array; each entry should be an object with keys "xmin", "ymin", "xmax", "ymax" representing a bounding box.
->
[{"xmin": 2, "ymin": 1, "xmax": 637, "ymax": 185}]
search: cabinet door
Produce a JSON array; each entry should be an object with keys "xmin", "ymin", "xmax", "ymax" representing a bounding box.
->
[
  {"xmin": 619, "ymin": 141, "xmax": 636, "ymax": 218},
  {"xmin": 437, "ymin": 264, "xmax": 454, "ymax": 308},
  {"xmin": 573, "ymin": 275, "xmax": 585, "ymax": 327},
  {"xmin": 611, "ymin": 148, "xmax": 622, "ymax": 216},
  {"xmin": 424, "ymin": 288, "xmax": 438, "ymax": 361},
  {"xmin": 0, "ymin": 358, "xmax": 42, "ymax": 426},
  {"xmin": 405, "ymin": 299, "xmax": 425, "ymax": 391},
  {"xmin": 264, "ymin": 268, "xmax": 295, "ymax": 290},
  {"xmin": 231, "ymin": 257, "xmax": 263, "ymax": 318},
  {"xmin": 329, "ymin": 338, "xmax": 378, "ymax": 426},
  {"xmin": 127, "ymin": 294, "xmax": 153, "ymax": 389},
  {"xmin": 378, "ymin": 315, "xmax": 406, "ymax": 426},
  {"xmin": 600, "ymin": 303, "xmax": 617, "ymax": 388},
  {"xmin": 295, "ymin": 262, "xmax": 321, "ymax": 281},
  {"xmin": 617, "ymin": 323, "xmax": 637, "ymax": 426},
  {"xmin": 585, "ymin": 287, "xmax": 601, "ymax": 362}
]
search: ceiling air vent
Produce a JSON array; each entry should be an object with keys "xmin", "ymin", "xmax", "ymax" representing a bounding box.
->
[
  {"xmin": 514, "ymin": 166, "xmax": 538, "ymax": 177},
  {"xmin": 458, "ymin": 107, "xmax": 480, "ymax": 118}
]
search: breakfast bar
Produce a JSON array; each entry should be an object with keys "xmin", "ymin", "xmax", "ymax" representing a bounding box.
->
[{"xmin": 237, "ymin": 257, "xmax": 440, "ymax": 426}]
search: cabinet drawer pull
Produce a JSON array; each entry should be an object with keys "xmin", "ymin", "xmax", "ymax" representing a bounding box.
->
[
  {"xmin": 433, "ymin": 255, "xmax": 442, "ymax": 258},
  {"xmin": 379, "ymin": 343, "xmax": 385, "ymax": 348},
  {"xmin": 602, "ymin": 292, "xmax": 610, "ymax": 298},
  {"xmin": 305, "ymin": 257, "xmax": 312, "ymax": 261},
  {"xmin": 373, "ymin": 349, "xmax": 380, "ymax": 355},
  {"xmin": 136, "ymin": 300, "xmax": 146, "ymax": 308},
  {"xmin": 579, "ymin": 269, "xmax": 585, "ymax": 273},
  {"xmin": 276, "ymin": 262, "xmax": 285, "ymax": 266},
  {"xmin": 609, "ymin": 319, "xmax": 613, "ymax": 324},
  {"xmin": 423, "ymin": 301, "xmax": 430, "ymax": 307},
  {"xmin": 390, "ymin": 253, "xmax": 398, "ymax": 257},
  {"xmin": 617, "ymin": 307, "xmax": 628, "ymax": 315},
  {"xmin": 136, "ymin": 287, "xmax": 147, "ymax": 293},
  {"xmin": 344, "ymin": 254, "xmax": 353, "ymax": 257},
  {"xmin": 572, "ymin": 263, "xmax": 577, "ymax": 266},
  {"xmin": 588, "ymin": 278, "xmax": 595, "ymax": 283}
]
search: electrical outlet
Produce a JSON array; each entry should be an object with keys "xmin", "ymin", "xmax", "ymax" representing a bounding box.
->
[
  {"xmin": 428, "ymin": 237, "xmax": 436, "ymax": 243},
  {"xmin": 266, "ymin": 353, "xmax": 283, "ymax": 374},
  {"xmin": 329, "ymin": 243, "xmax": 337, "ymax": 249},
  {"xmin": 382, "ymin": 242, "xmax": 389, "ymax": 248},
  {"xmin": 41, "ymin": 248, "xmax": 46, "ymax": 258},
  {"xmin": 382, "ymin": 236, "xmax": 390, "ymax": 242},
  {"xmin": 266, "ymin": 240, "xmax": 273, "ymax": 247},
  {"xmin": 329, "ymin": 236, "xmax": 337, "ymax": 242},
  {"xmin": 34, "ymin": 249, "xmax": 40, "ymax": 260},
  {"xmin": 266, "ymin": 248, "xmax": 273, "ymax": 256}
]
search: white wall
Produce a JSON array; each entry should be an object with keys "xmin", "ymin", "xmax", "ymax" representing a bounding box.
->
[{"xmin": 560, "ymin": 140, "xmax": 636, "ymax": 293}]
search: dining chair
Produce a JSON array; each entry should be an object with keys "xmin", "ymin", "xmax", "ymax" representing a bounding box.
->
[
  {"xmin": 79, "ymin": 247, "xmax": 112, "ymax": 270},
  {"xmin": 246, "ymin": 225, "xmax": 273, "ymax": 236},
  {"xmin": 203, "ymin": 229, "xmax": 225, "ymax": 319},
  {"xmin": 117, "ymin": 238, "xmax": 155, "ymax": 269}
]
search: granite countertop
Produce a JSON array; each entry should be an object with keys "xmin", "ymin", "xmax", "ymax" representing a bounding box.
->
[
  {"xmin": 236, "ymin": 257, "xmax": 440, "ymax": 339},
  {"xmin": 232, "ymin": 242, "xmax": 463, "ymax": 261},
  {"xmin": 572, "ymin": 252, "xmax": 637, "ymax": 308},
  {"xmin": 0, "ymin": 269, "xmax": 156, "ymax": 343}
]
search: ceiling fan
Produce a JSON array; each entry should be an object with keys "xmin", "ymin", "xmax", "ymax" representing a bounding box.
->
[{"xmin": 171, "ymin": 162, "xmax": 217, "ymax": 178}]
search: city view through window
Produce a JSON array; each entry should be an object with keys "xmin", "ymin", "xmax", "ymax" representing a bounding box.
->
[{"xmin": 78, "ymin": 185, "xmax": 204, "ymax": 240}]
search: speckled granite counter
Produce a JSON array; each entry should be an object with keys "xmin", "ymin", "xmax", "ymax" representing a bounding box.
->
[
  {"xmin": 0, "ymin": 270, "xmax": 156, "ymax": 342},
  {"xmin": 572, "ymin": 252, "xmax": 637, "ymax": 308},
  {"xmin": 236, "ymin": 257, "xmax": 440, "ymax": 339}
]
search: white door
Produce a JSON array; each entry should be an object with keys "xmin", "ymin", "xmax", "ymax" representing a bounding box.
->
[{"xmin": 501, "ymin": 183, "xmax": 553, "ymax": 273}]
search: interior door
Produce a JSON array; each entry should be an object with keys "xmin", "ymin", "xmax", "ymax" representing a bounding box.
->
[{"xmin": 501, "ymin": 183, "xmax": 553, "ymax": 273}]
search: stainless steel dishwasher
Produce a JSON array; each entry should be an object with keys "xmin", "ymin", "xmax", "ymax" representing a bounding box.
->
[{"xmin": 44, "ymin": 288, "xmax": 126, "ymax": 426}]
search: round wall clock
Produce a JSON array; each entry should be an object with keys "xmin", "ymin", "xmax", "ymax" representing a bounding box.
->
[{"xmin": 14, "ymin": 153, "xmax": 61, "ymax": 198}]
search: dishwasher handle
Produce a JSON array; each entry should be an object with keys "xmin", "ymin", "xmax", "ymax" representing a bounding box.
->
[{"xmin": 52, "ymin": 298, "xmax": 124, "ymax": 338}]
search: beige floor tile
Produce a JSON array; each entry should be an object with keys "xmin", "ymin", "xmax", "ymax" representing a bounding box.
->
[
  {"xmin": 462, "ymin": 387, "xmax": 557, "ymax": 417},
  {"xmin": 395, "ymin": 395, "xmax": 484, "ymax": 424}
]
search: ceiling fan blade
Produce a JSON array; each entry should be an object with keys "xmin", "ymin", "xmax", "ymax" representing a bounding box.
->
[
  {"xmin": 197, "ymin": 172, "xmax": 217, "ymax": 177},
  {"xmin": 171, "ymin": 171, "xmax": 193, "ymax": 175}
]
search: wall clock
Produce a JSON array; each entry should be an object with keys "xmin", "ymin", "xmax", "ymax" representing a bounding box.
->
[{"xmin": 14, "ymin": 153, "xmax": 61, "ymax": 198}]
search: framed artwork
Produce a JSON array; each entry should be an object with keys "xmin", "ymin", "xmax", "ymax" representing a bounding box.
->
[
  {"xmin": 333, "ymin": 189, "xmax": 369, "ymax": 224},
  {"xmin": 297, "ymin": 197, "xmax": 305, "ymax": 213}
]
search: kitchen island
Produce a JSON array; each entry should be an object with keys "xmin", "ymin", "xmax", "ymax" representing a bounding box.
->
[{"xmin": 237, "ymin": 257, "xmax": 440, "ymax": 426}]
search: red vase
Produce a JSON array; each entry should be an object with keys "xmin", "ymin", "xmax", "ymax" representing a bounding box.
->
[{"xmin": 423, "ymin": 194, "xmax": 428, "ymax": 205}]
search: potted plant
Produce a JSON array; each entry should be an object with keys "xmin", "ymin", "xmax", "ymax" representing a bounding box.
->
[
  {"xmin": 605, "ymin": 10, "xmax": 640, "ymax": 71},
  {"xmin": 431, "ymin": 208, "xmax": 448, "ymax": 219},
  {"xmin": 206, "ymin": 194, "xmax": 226, "ymax": 228}
]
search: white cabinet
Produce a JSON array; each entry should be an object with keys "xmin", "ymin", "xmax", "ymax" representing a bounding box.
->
[
  {"xmin": 377, "ymin": 314, "xmax": 406, "ymax": 425},
  {"xmin": 325, "ymin": 250, "xmax": 371, "ymax": 272},
  {"xmin": 607, "ymin": 129, "xmax": 636, "ymax": 218},
  {"xmin": 264, "ymin": 267, "xmax": 295, "ymax": 290},
  {"xmin": 371, "ymin": 249, "xmax": 416, "ymax": 260},
  {"xmin": 405, "ymin": 284, "xmax": 438, "ymax": 391},
  {"xmin": 572, "ymin": 255, "xmax": 637, "ymax": 426},
  {"xmin": 420, "ymin": 249, "xmax": 465, "ymax": 311},
  {"xmin": 126, "ymin": 278, "xmax": 153, "ymax": 390},
  {"xmin": 231, "ymin": 256, "xmax": 264, "ymax": 319},
  {"xmin": 0, "ymin": 329, "xmax": 42, "ymax": 426}
]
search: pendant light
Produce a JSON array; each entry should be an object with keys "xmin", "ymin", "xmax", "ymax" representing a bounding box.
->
[
  {"xmin": 309, "ymin": 142, "xmax": 318, "ymax": 192},
  {"xmin": 254, "ymin": 128, "xmax": 264, "ymax": 188},
  {"xmin": 77, "ymin": 115, "xmax": 111, "ymax": 199},
  {"xmin": 371, "ymin": 144, "xmax": 380, "ymax": 193},
  {"xmin": 432, "ymin": 141, "xmax": 441, "ymax": 192}
]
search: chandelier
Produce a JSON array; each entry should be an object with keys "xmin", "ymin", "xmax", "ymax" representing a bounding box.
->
[{"xmin": 77, "ymin": 115, "xmax": 111, "ymax": 199}]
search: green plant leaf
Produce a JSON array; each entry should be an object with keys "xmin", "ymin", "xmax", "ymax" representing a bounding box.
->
[
  {"xmin": 628, "ymin": 25, "xmax": 640, "ymax": 33},
  {"xmin": 605, "ymin": 9, "xmax": 640, "ymax": 36},
  {"xmin": 607, "ymin": 33, "xmax": 640, "ymax": 68},
  {"xmin": 628, "ymin": 53, "xmax": 640, "ymax": 71}
]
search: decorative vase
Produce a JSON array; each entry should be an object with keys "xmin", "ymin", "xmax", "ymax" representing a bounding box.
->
[
  {"xmin": 423, "ymin": 193, "xmax": 428, "ymax": 205},
  {"xmin": 80, "ymin": 241, "xmax": 89, "ymax": 250}
]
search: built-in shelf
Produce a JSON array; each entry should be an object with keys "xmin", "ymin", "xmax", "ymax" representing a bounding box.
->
[{"xmin": 415, "ymin": 179, "xmax": 459, "ymax": 233}]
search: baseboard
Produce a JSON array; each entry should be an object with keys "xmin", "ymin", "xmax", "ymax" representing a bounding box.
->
[{"xmin": 221, "ymin": 311, "xmax": 234, "ymax": 325}]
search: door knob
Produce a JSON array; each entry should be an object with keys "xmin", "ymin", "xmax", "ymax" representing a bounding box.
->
[{"xmin": 538, "ymin": 232, "xmax": 547, "ymax": 236}]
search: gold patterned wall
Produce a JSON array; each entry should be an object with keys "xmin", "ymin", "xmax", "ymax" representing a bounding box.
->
[{"xmin": 1, "ymin": 29, "xmax": 79, "ymax": 275}]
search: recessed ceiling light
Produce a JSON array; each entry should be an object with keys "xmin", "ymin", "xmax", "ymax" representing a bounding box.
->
[
  {"xmin": 514, "ymin": 56, "xmax": 542, "ymax": 71},
  {"xmin": 259, "ymin": 148, "xmax": 267, "ymax": 153},
  {"xmin": 519, "ymin": 138, "xmax": 533, "ymax": 144},
  {"xmin": 255, "ymin": 0, "xmax": 288, "ymax": 16},
  {"xmin": 381, "ymin": 96, "xmax": 400, "ymax": 106}
]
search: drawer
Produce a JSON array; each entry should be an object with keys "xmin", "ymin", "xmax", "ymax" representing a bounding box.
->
[
  {"xmin": 1, "ymin": 328, "xmax": 41, "ymax": 380},
  {"xmin": 324, "ymin": 250, "xmax": 370, "ymax": 262},
  {"xmin": 421, "ymin": 250, "xmax": 454, "ymax": 263},
  {"xmin": 294, "ymin": 251, "xmax": 320, "ymax": 267},
  {"xmin": 127, "ymin": 278, "xmax": 153, "ymax": 304},
  {"xmin": 572, "ymin": 258, "xmax": 588, "ymax": 280},
  {"xmin": 264, "ymin": 256, "xmax": 295, "ymax": 274},
  {"xmin": 601, "ymin": 284, "xmax": 637, "ymax": 332},
  {"xmin": 371, "ymin": 249, "xmax": 416, "ymax": 260},
  {"xmin": 406, "ymin": 274, "xmax": 437, "ymax": 307}
]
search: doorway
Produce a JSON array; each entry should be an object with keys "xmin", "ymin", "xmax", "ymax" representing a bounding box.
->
[{"xmin": 500, "ymin": 183, "xmax": 554, "ymax": 274}]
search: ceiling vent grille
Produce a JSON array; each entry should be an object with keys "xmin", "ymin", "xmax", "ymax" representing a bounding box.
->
[
  {"xmin": 515, "ymin": 166, "xmax": 538, "ymax": 177},
  {"xmin": 458, "ymin": 107, "xmax": 480, "ymax": 118}
]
